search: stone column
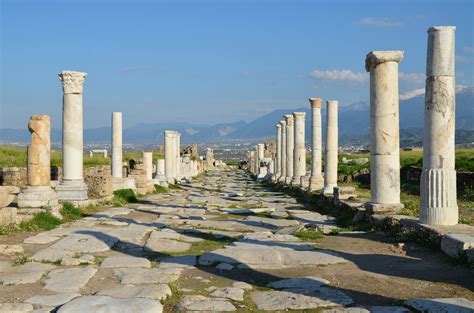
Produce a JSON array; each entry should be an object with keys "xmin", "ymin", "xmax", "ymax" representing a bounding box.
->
[
  {"xmin": 275, "ymin": 124, "xmax": 282, "ymax": 180},
  {"xmin": 365, "ymin": 51, "xmax": 404, "ymax": 213},
  {"xmin": 175, "ymin": 132, "xmax": 181, "ymax": 179},
  {"xmin": 258, "ymin": 143, "xmax": 265, "ymax": 176},
  {"xmin": 143, "ymin": 151, "xmax": 153, "ymax": 181},
  {"xmin": 249, "ymin": 151, "xmax": 255, "ymax": 173},
  {"xmin": 56, "ymin": 71, "xmax": 88, "ymax": 201},
  {"xmin": 279, "ymin": 120, "xmax": 287, "ymax": 182},
  {"xmin": 112, "ymin": 112, "xmax": 122, "ymax": 178},
  {"xmin": 156, "ymin": 159, "xmax": 165, "ymax": 179},
  {"xmin": 164, "ymin": 130, "xmax": 175, "ymax": 182},
  {"xmin": 292, "ymin": 112, "xmax": 306, "ymax": 186},
  {"xmin": 308, "ymin": 98, "xmax": 324, "ymax": 191},
  {"xmin": 420, "ymin": 26, "xmax": 458, "ymax": 225},
  {"xmin": 18, "ymin": 115, "xmax": 60, "ymax": 216},
  {"xmin": 322, "ymin": 100, "xmax": 339, "ymax": 195},
  {"xmin": 285, "ymin": 115, "xmax": 294, "ymax": 184},
  {"xmin": 253, "ymin": 145, "xmax": 259, "ymax": 175}
]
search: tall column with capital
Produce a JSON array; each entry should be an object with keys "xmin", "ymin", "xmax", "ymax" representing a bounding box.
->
[
  {"xmin": 279, "ymin": 120, "xmax": 287, "ymax": 182},
  {"xmin": 285, "ymin": 115, "xmax": 294, "ymax": 185},
  {"xmin": 56, "ymin": 71, "xmax": 88, "ymax": 201},
  {"xmin": 164, "ymin": 130, "xmax": 175, "ymax": 182},
  {"xmin": 274, "ymin": 124, "xmax": 282, "ymax": 180},
  {"xmin": 321, "ymin": 100, "xmax": 339, "ymax": 195},
  {"xmin": 365, "ymin": 51, "xmax": 404, "ymax": 213},
  {"xmin": 112, "ymin": 112, "xmax": 122, "ymax": 178},
  {"xmin": 420, "ymin": 26, "xmax": 458, "ymax": 225},
  {"xmin": 308, "ymin": 98, "xmax": 324, "ymax": 191},
  {"xmin": 292, "ymin": 112, "xmax": 306, "ymax": 186}
]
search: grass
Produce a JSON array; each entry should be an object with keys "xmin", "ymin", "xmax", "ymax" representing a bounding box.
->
[
  {"xmin": 60, "ymin": 202, "xmax": 84, "ymax": 222},
  {"xmin": 18, "ymin": 212, "xmax": 62, "ymax": 232},
  {"xmin": 13, "ymin": 256, "xmax": 30, "ymax": 266},
  {"xmin": 154, "ymin": 185, "xmax": 168, "ymax": 194},
  {"xmin": 112, "ymin": 189, "xmax": 138, "ymax": 204},
  {"xmin": 295, "ymin": 228, "xmax": 324, "ymax": 240}
]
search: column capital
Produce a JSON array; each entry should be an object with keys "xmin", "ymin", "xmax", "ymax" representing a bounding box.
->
[
  {"xmin": 309, "ymin": 98, "xmax": 323, "ymax": 108},
  {"xmin": 284, "ymin": 114, "xmax": 294, "ymax": 123},
  {"xmin": 276, "ymin": 124, "xmax": 281, "ymax": 129},
  {"xmin": 58, "ymin": 71, "xmax": 87, "ymax": 94},
  {"xmin": 293, "ymin": 112, "xmax": 306, "ymax": 119},
  {"xmin": 365, "ymin": 51, "xmax": 404, "ymax": 72},
  {"xmin": 428, "ymin": 25, "xmax": 456, "ymax": 33},
  {"xmin": 280, "ymin": 120, "xmax": 287, "ymax": 130}
]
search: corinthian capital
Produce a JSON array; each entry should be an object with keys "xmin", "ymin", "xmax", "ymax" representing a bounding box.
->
[{"xmin": 58, "ymin": 71, "xmax": 87, "ymax": 94}]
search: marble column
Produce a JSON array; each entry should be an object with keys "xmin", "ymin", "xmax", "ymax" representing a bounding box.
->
[
  {"xmin": 365, "ymin": 51, "xmax": 404, "ymax": 213},
  {"xmin": 420, "ymin": 26, "xmax": 458, "ymax": 225},
  {"xmin": 164, "ymin": 130, "xmax": 175, "ymax": 181},
  {"xmin": 258, "ymin": 143, "xmax": 265, "ymax": 176},
  {"xmin": 249, "ymin": 151, "xmax": 256, "ymax": 173},
  {"xmin": 254, "ymin": 145, "xmax": 259, "ymax": 175},
  {"xmin": 321, "ymin": 100, "xmax": 339, "ymax": 195},
  {"xmin": 308, "ymin": 98, "xmax": 324, "ymax": 191},
  {"xmin": 175, "ymin": 132, "xmax": 181, "ymax": 179},
  {"xmin": 112, "ymin": 112, "xmax": 122, "ymax": 178},
  {"xmin": 156, "ymin": 159, "xmax": 165, "ymax": 179},
  {"xmin": 275, "ymin": 124, "xmax": 282, "ymax": 180},
  {"xmin": 279, "ymin": 120, "xmax": 287, "ymax": 182},
  {"xmin": 292, "ymin": 112, "xmax": 306, "ymax": 186},
  {"xmin": 143, "ymin": 151, "xmax": 153, "ymax": 181},
  {"xmin": 56, "ymin": 71, "xmax": 88, "ymax": 201},
  {"xmin": 285, "ymin": 114, "xmax": 294, "ymax": 185}
]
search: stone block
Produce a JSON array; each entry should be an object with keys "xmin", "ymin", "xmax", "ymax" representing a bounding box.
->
[
  {"xmin": 366, "ymin": 202, "xmax": 404, "ymax": 215},
  {"xmin": 0, "ymin": 186, "xmax": 20, "ymax": 208},
  {"xmin": 0, "ymin": 167, "xmax": 27, "ymax": 187},
  {"xmin": 333, "ymin": 186, "xmax": 356, "ymax": 201},
  {"xmin": 84, "ymin": 166, "xmax": 112, "ymax": 198},
  {"xmin": 441, "ymin": 233, "xmax": 474, "ymax": 259},
  {"xmin": 0, "ymin": 207, "xmax": 17, "ymax": 226}
]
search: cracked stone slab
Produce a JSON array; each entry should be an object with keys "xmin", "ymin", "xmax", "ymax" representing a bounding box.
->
[
  {"xmin": 147, "ymin": 229, "xmax": 204, "ymax": 243},
  {"xmin": 210, "ymin": 287, "xmax": 244, "ymax": 301},
  {"xmin": 48, "ymin": 233, "xmax": 118, "ymax": 253},
  {"xmin": 23, "ymin": 234, "xmax": 61, "ymax": 245},
  {"xmin": 0, "ymin": 262, "xmax": 55, "ymax": 285},
  {"xmin": 25, "ymin": 293, "xmax": 81, "ymax": 307},
  {"xmin": 100, "ymin": 256, "xmax": 151, "ymax": 268},
  {"xmin": 242, "ymin": 232, "xmax": 301, "ymax": 242},
  {"xmin": 114, "ymin": 268, "xmax": 182, "ymax": 284},
  {"xmin": 267, "ymin": 276, "xmax": 330, "ymax": 290},
  {"xmin": 144, "ymin": 238, "xmax": 191, "ymax": 253},
  {"xmin": 0, "ymin": 303, "xmax": 34, "ymax": 313},
  {"xmin": 176, "ymin": 295, "xmax": 236, "ymax": 311},
  {"xmin": 57, "ymin": 295, "xmax": 163, "ymax": 313},
  {"xmin": 44, "ymin": 267, "xmax": 97, "ymax": 292},
  {"xmin": 405, "ymin": 297, "xmax": 474, "ymax": 313},
  {"xmin": 245, "ymin": 216, "xmax": 300, "ymax": 228},
  {"xmin": 98, "ymin": 284, "xmax": 171, "ymax": 301},
  {"xmin": 158, "ymin": 255, "xmax": 197, "ymax": 269},
  {"xmin": 251, "ymin": 288, "xmax": 353, "ymax": 310}
]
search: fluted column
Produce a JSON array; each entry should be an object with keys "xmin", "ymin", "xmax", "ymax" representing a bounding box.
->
[
  {"xmin": 285, "ymin": 115, "xmax": 294, "ymax": 184},
  {"xmin": 279, "ymin": 120, "xmax": 287, "ymax": 182},
  {"xmin": 164, "ymin": 130, "xmax": 175, "ymax": 182},
  {"xmin": 365, "ymin": 51, "xmax": 404, "ymax": 213},
  {"xmin": 57, "ymin": 71, "xmax": 88, "ymax": 201},
  {"xmin": 308, "ymin": 98, "xmax": 324, "ymax": 191},
  {"xmin": 112, "ymin": 112, "xmax": 122, "ymax": 178},
  {"xmin": 420, "ymin": 26, "xmax": 458, "ymax": 225},
  {"xmin": 322, "ymin": 100, "xmax": 338, "ymax": 195},
  {"xmin": 275, "ymin": 124, "xmax": 282, "ymax": 179},
  {"xmin": 292, "ymin": 112, "xmax": 306, "ymax": 186},
  {"xmin": 143, "ymin": 151, "xmax": 153, "ymax": 181}
]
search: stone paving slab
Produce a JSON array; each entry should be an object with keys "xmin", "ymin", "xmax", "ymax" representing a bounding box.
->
[
  {"xmin": 44, "ymin": 267, "xmax": 97, "ymax": 292},
  {"xmin": 405, "ymin": 297, "xmax": 474, "ymax": 313},
  {"xmin": 56, "ymin": 295, "xmax": 163, "ymax": 313}
]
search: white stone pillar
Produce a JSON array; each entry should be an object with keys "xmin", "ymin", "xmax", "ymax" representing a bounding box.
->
[
  {"xmin": 365, "ymin": 51, "xmax": 404, "ymax": 213},
  {"xmin": 143, "ymin": 151, "xmax": 153, "ymax": 181},
  {"xmin": 292, "ymin": 112, "xmax": 306, "ymax": 186},
  {"xmin": 275, "ymin": 124, "xmax": 282, "ymax": 179},
  {"xmin": 164, "ymin": 130, "xmax": 175, "ymax": 181},
  {"xmin": 322, "ymin": 100, "xmax": 339, "ymax": 195},
  {"xmin": 175, "ymin": 132, "xmax": 181, "ymax": 179},
  {"xmin": 112, "ymin": 112, "xmax": 122, "ymax": 178},
  {"xmin": 285, "ymin": 115, "xmax": 294, "ymax": 184},
  {"xmin": 421, "ymin": 26, "xmax": 458, "ymax": 225},
  {"xmin": 254, "ymin": 145, "xmax": 259, "ymax": 175},
  {"xmin": 279, "ymin": 120, "xmax": 287, "ymax": 182},
  {"xmin": 258, "ymin": 143, "xmax": 265, "ymax": 176},
  {"xmin": 249, "ymin": 151, "xmax": 256, "ymax": 173},
  {"xmin": 308, "ymin": 98, "xmax": 324, "ymax": 191},
  {"xmin": 57, "ymin": 71, "xmax": 88, "ymax": 201},
  {"xmin": 156, "ymin": 159, "xmax": 165, "ymax": 178}
]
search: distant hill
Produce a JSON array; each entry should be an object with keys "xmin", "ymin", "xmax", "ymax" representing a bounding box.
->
[{"xmin": 1, "ymin": 87, "xmax": 473, "ymax": 145}]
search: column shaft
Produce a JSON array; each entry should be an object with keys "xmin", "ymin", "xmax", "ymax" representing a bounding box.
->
[
  {"xmin": 279, "ymin": 120, "xmax": 287, "ymax": 181},
  {"xmin": 309, "ymin": 98, "xmax": 324, "ymax": 191},
  {"xmin": 292, "ymin": 112, "xmax": 306, "ymax": 185},
  {"xmin": 322, "ymin": 100, "xmax": 338, "ymax": 195},
  {"xmin": 285, "ymin": 115, "xmax": 294, "ymax": 184},
  {"xmin": 164, "ymin": 131, "xmax": 175, "ymax": 181},
  {"xmin": 275, "ymin": 124, "xmax": 282, "ymax": 178},
  {"xmin": 112, "ymin": 112, "xmax": 122, "ymax": 178}
]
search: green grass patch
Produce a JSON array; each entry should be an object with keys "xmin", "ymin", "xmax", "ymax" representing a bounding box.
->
[
  {"xmin": 168, "ymin": 184, "xmax": 182, "ymax": 190},
  {"xmin": 113, "ymin": 189, "xmax": 138, "ymax": 204},
  {"xmin": 19, "ymin": 212, "xmax": 62, "ymax": 232},
  {"xmin": 154, "ymin": 185, "xmax": 168, "ymax": 194},
  {"xmin": 60, "ymin": 203, "xmax": 83, "ymax": 222},
  {"xmin": 13, "ymin": 256, "xmax": 30, "ymax": 266},
  {"xmin": 295, "ymin": 228, "xmax": 324, "ymax": 240}
]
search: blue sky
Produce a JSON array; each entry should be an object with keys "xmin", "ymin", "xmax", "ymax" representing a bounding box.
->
[{"xmin": 1, "ymin": 0, "xmax": 473, "ymax": 129}]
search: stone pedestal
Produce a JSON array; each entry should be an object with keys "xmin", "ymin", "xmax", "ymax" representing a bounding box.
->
[
  {"xmin": 308, "ymin": 98, "xmax": 324, "ymax": 191},
  {"xmin": 420, "ymin": 26, "xmax": 458, "ymax": 225},
  {"xmin": 285, "ymin": 115, "xmax": 294, "ymax": 185},
  {"xmin": 291, "ymin": 112, "xmax": 306, "ymax": 186},
  {"xmin": 164, "ymin": 130, "xmax": 176, "ymax": 182},
  {"xmin": 57, "ymin": 71, "xmax": 88, "ymax": 201},
  {"xmin": 321, "ymin": 101, "xmax": 338, "ymax": 196},
  {"xmin": 279, "ymin": 120, "xmax": 287, "ymax": 182},
  {"xmin": 112, "ymin": 112, "xmax": 122, "ymax": 178},
  {"xmin": 275, "ymin": 124, "xmax": 282, "ymax": 180},
  {"xmin": 365, "ymin": 51, "xmax": 404, "ymax": 213}
]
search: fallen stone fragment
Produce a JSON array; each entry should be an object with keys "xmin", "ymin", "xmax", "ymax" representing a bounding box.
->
[
  {"xmin": 440, "ymin": 234, "xmax": 474, "ymax": 258},
  {"xmin": 114, "ymin": 268, "xmax": 182, "ymax": 284},
  {"xmin": 98, "ymin": 284, "xmax": 171, "ymax": 301},
  {"xmin": 0, "ymin": 303, "xmax": 33, "ymax": 313},
  {"xmin": 25, "ymin": 293, "xmax": 81, "ymax": 307},
  {"xmin": 57, "ymin": 295, "xmax": 163, "ymax": 313},
  {"xmin": 100, "ymin": 256, "xmax": 151, "ymax": 268},
  {"xmin": 405, "ymin": 297, "xmax": 474, "ymax": 313},
  {"xmin": 210, "ymin": 287, "xmax": 244, "ymax": 301},
  {"xmin": 176, "ymin": 295, "xmax": 236, "ymax": 312},
  {"xmin": 44, "ymin": 267, "xmax": 97, "ymax": 292}
]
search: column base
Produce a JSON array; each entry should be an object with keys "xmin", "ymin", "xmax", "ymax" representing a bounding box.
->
[
  {"xmin": 284, "ymin": 177, "xmax": 292, "ymax": 185},
  {"xmin": 291, "ymin": 176, "xmax": 302, "ymax": 186},
  {"xmin": 321, "ymin": 184, "xmax": 337, "ymax": 196},
  {"xmin": 366, "ymin": 202, "xmax": 404, "ymax": 215},
  {"xmin": 299, "ymin": 176, "xmax": 310, "ymax": 188},
  {"xmin": 17, "ymin": 186, "xmax": 61, "ymax": 218},
  {"xmin": 308, "ymin": 175, "xmax": 324, "ymax": 192},
  {"xmin": 56, "ymin": 180, "xmax": 88, "ymax": 201}
]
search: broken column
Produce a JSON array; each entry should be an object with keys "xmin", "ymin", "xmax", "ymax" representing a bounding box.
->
[
  {"xmin": 365, "ymin": 51, "xmax": 404, "ymax": 213},
  {"xmin": 279, "ymin": 120, "xmax": 287, "ymax": 182},
  {"xmin": 143, "ymin": 151, "xmax": 153, "ymax": 181},
  {"xmin": 164, "ymin": 130, "xmax": 175, "ymax": 182},
  {"xmin": 420, "ymin": 26, "xmax": 458, "ymax": 225},
  {"xmin": 18, "ymin": 115, "xmax": 60, "ymax": 217},
  {"xmin": 292, "ymin": 112, "xmax": 306, "ymax": 186},
  {"xmin": 321, "ymin": 100, "xmax": 339, "ymax": 196},
  {"xmin": 155, "ymin": 159, "xmax": 165, "ymax": 179},
  {"xmin": 274, "ymin": 124, "xmax": 282, "ymax": 181},
  {"xmin": 56, "ymin": 71, "xmax": 88, "ymax": 201},
  {"xmin": 285, "ymin": 114, "xmax": 294, "ymax": 185},
  {"xmin": 111, "ymin": 112, "xmax": 122, "ymax": 178},
  {"xmin": 308, "ymin": 98, "xmax": 324, "ymax": 191}
]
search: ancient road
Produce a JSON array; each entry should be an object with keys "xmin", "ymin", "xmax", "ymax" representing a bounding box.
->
[{"xmin": 1, "ymin": 168, "xmax": 473, "ymax": 312}]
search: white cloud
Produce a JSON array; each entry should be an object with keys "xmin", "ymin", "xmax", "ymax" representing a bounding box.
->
[
  {"xmin": 309, "ymin": 70, "xmax": 367, "ymax": 82},
  {"xmin": 400, "ymin": 88, "xmax": 425, "ymax": 100},
  {"xmin": 399, "ymin": 72, "xmax": 425, "ymax": 84},
  {"xmin": 357, "ymin": 17, "xmax": 402, "ymax": 27}
]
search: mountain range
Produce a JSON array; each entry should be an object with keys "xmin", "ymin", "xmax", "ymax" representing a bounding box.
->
[{"xmin": 1, "ymin": 87, "xmax": 473, "ymax": 146}]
